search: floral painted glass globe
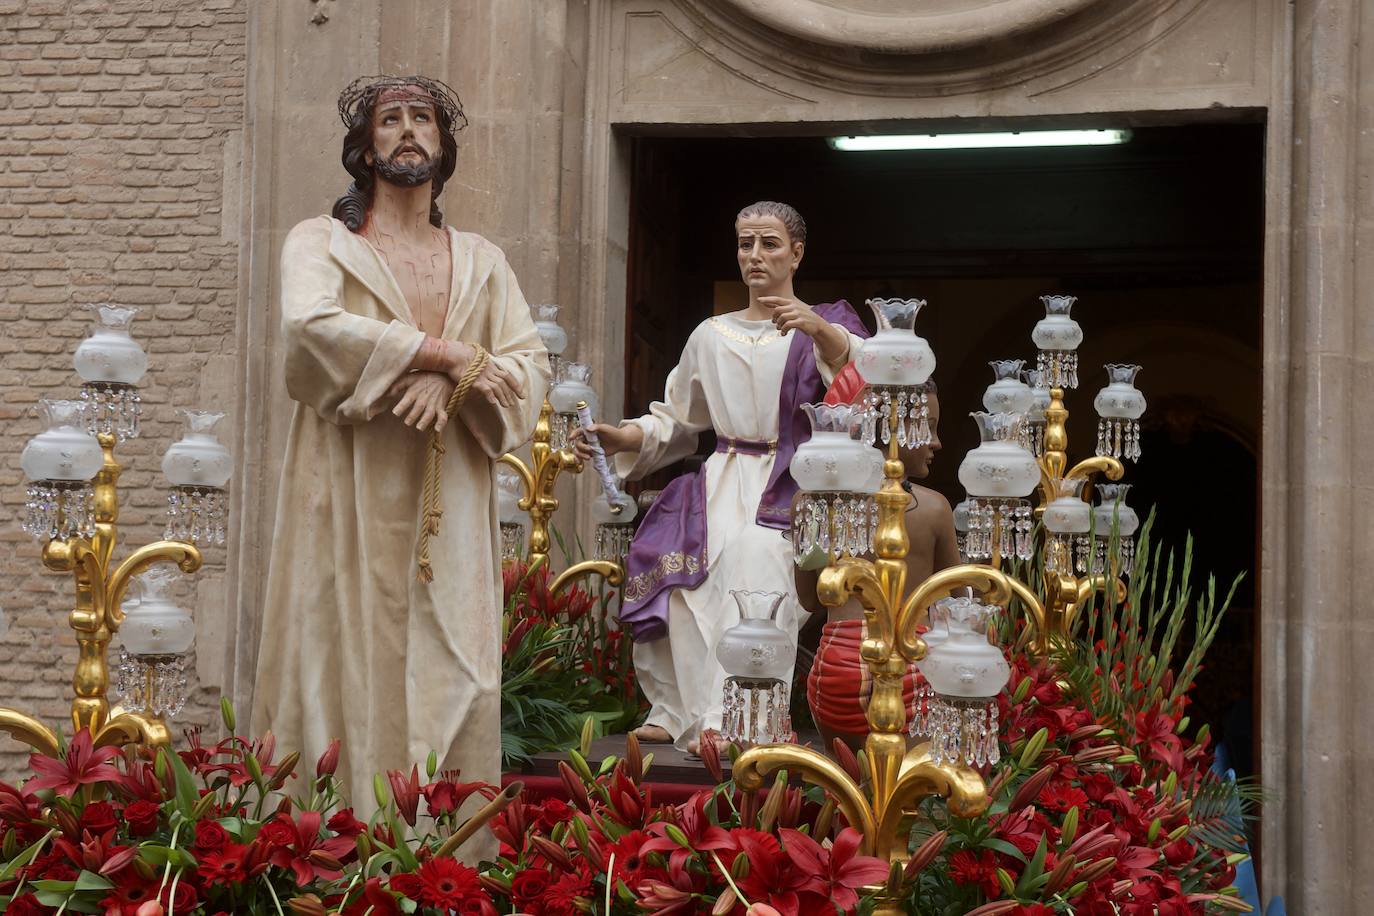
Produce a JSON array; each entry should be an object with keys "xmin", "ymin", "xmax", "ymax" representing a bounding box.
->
[
  {"xmin": 790, "ymin": 403, "xmax": 883, "ymax": 559},
  {"xmin": 1031, "ymin": 294, "xmax": 1083, "ymax": 389},
  {"xmin": 856, "ymin": 298, "xmax": 936, "ymax": 448},
  {"xmin": 1094, "ymin": 364, "xmax": 1147, "ymax": 461},
  {"xmin": 956, "ymin": 412, "xmax": 1039, "ymax": 560},
  {"xmin": 915, "ymin": 596, "xmax": 1009, "ymax": 767}
]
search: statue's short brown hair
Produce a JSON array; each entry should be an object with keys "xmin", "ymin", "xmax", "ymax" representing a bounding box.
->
[{"xmin": 736, "ymin": 200, "xmax": 807, "ymax": 245}]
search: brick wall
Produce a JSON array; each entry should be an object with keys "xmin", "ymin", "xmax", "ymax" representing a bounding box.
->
[{"xmin": 0, "ymin": 0, "xmax": 245, "ymax": 778}]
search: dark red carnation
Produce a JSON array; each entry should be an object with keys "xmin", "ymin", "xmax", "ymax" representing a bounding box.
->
[{"xmin": 7, "ymin": 893, "xmax": 48, "ymax": 916}]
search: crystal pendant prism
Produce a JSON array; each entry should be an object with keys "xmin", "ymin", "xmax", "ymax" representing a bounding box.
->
[
  {"xmin": 962, "ymin": 497, "xmax": 1033, "ymax": 561},
  {"xmin": 23, "ymin": 481, "xmax": 95, "ymax": 541},
  {"xmin": 721, "ymin": 677, "xmax": 792, "ymax": 746},
  {"xmin": 114, "ymin": 649, "xmax": 188, "ymax": 718},
  {"xmin": 861, "ymin": 385, "xmax": 931, "ymax": 449},
  {"xmin": 80, "ymin": 382, "xmax": 142, "ymax": 442},
  {"xmin": 165, "ymin": 485, "xmax": 228, "ymax": 546},
  {"xmin": 500, "ymin": 522, "xmax": 525, "ymax": 564},
  {"xmin": 595, "ymin": 522, "xmax": 634, "ymax": 565},
  {"xmin": 926, "ymin": 695, "xmax": 1001, "ymax": 767},
  {"xmin": 791, "ymin": 492, "xmax": 879, "ymax": 559}
]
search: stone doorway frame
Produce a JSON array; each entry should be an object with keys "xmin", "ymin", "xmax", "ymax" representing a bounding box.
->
[{"xmin": 559, "ymin": 2, "xmax": 1354, "ymax": 908}]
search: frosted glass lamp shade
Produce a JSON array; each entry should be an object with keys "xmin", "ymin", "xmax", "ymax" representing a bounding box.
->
[
  {"xmin": 1030, "ymin": 295, "xmax": 1083, "ymax": 352},
  {"xmin": 855, "ymin": 298, "xmax": 935, "ymax": 387},
  {"xmin": 982, "ymin": 359, "xmax": 1034, "ymax": 415},
  {"xmin": 1043, "ymin": 477, "xmax": 1091, "ymax": 534},
  {"xmin": 549, "ymin": 362, "xmax": 596, "ymax": 415},
  {"xmin": 1093, "ymin": 483, "xmax": 1140, "ymax": 537},
  {"xmin": 161, "ymin": 411, "xmax": 232, "ymax": 488},
  {"xmin": 119, "ymin": 566, "xmax": 194, "ymax": 656},
  {"xmin": 73, "ymin": 305, "xmax": 148, "ymax": 385},
  {"xmin": 916, "ymin": 597, "xmax": 1009, "ymax": 700},
  {"xmin": 790, "ymin": 403, "xmax": 883, "ymax": 494},
  {"xmin": 715, "ymin": 590, "xmax": 795, "ymax": 681},
  {"xmin": 530, "ymin": 304, "xmax": 568, "ymax": 356},
  {"xmin": 497, "ymin": 469, "xmax": 525, "ymax": 525},
  {"xmin": 21, "ymin": 400, "xmax": 104, "ymax": 482},
  {"xmin": 956, "ymin": 412, "xmax": 1040, "ymax": 499}
]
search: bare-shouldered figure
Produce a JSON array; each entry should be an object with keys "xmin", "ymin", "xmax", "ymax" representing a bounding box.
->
[{"xmin": 797, "ymin": 382, "xmax": 956, "ymax": 754}]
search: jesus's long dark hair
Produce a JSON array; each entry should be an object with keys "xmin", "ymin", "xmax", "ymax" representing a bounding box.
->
[{"xmin": 331, "ymin": 78, "xmax": 463, "ymax": 232}]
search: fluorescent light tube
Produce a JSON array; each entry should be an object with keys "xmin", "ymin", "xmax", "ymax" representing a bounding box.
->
[{"xmin": 827, "ymin": 129, "xmax": 1133, "ymax": 151}]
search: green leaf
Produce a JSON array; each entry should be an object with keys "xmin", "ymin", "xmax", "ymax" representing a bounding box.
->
[
  {"xmin": 74, "ymin": 870, "xmax": 114, "ymax": 892},
  {"xmin": 162, "ymin": 746, "xmax": 201, "ymax": 818},
  {"xmin": 980, "ymin": 838, "xmax": 1029, "ymax": 864}
]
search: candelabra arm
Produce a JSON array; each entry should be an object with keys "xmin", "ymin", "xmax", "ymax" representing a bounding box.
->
[
  {"xmin": 497, "ymin": 453, "xmax": 536, "ymax": 508},
  {"xmin": 818, "ymin": 558, "xmax": 895, "ymax": 661},
  {"xmin": 1065, "ymin": 454, "xmax": 1124, "ymax": 484},
  {"xmin": 875, "ymin": 742, "xmax": 989, "ymax": 863},
  {"xmin": 548, "ymin": 559, "xmax": 624, "ymax": 597},
  {"xmin": 733, "ymin": 744, "xmax": 878, "ymax": 855},
  {"xmin": 1070, "ymin": 575, "xmax": 1127, "ymax": 627},
  {"xmin": 0, "ymin": 709, "xmax": 61, "ymax": 756},
  {"xmin": 106, "ymin": 541, "xmax": 204, "ymax": 628},
  {"xmin": 895, "ymin": 565, "xmax": 1017, "ymax": 661},
  {"xmin": 93, "ymin": 710, "xmax": 171, "ymax": 749}
]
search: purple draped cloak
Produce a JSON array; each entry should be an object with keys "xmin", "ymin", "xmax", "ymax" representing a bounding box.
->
[{"xmin": 618, "ymin": 301, "xmax": 869, "ymax": 642}]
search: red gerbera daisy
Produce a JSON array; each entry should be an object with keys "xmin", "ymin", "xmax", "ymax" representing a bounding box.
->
[{"xmin": 390, "ymin": 857, "xmax": 485, "ymax": 911}]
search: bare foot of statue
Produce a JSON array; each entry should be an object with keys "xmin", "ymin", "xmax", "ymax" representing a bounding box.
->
[
  {"xmin": 633, "ymin": 724, "xmax": 673, "ymax": 743},
  {"xmin": 685, "ymin": 729, "xmax": 732, "ymax": 758}
]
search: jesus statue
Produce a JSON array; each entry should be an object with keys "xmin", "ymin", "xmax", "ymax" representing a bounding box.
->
[{"xmin": 252, "ymin": 76, "xmax": 549, "ymax": 833}]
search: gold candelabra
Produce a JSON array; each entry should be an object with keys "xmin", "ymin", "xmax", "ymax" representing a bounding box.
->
[
  {"xmin": 737, "ymin": 382, "xmax": 1124, "ymax": 914},
  {"xmin": 1030, "ymin": 387, "xmax": 1125, "ymax": 653},
  {"xmin": 0, "ymin": 435, "xmax": 203, "ymax": 756},
  {"xmin": 499, "ymin": 398, "xmax": 623, "ymax": 594}
]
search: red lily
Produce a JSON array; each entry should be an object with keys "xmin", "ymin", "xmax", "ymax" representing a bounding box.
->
[
  {"xmin": 641, "ymin": 791, "xmax": 732, "ymax": 874},
  {"xmin": 387, "ymin": 765, "xmax": 421, "ymax": 827},
  {"xmin": 26, "ymin": 729, "xmax": 119, "ymax": 797},
  {"xmin": 779, "ymin": 828, "xmax": 890, "ymax": 913},
  {"xmin": 266, "ymin": 810, "xmax": 355, "ymax": 884},
  {"xmin": 421, "ymin": 770, "xmax": 491, "ymax": 817},
  {"xmin": 52, "ymin": 827, "xmax": 137, "ymax": 876}
]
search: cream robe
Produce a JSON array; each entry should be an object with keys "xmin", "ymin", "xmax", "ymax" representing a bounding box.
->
[
  {"xmin": 615, "ymin": 313, "xmax": 860, "ymax": 751},
  {"xmin": 252, "ymin": 216, "xmax": 549, "ymax": 838}
]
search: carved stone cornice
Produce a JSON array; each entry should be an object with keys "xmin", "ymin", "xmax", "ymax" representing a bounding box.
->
[{"xmin": 682, "ymin": 0, "xmax": 1207, "ymax": 96}]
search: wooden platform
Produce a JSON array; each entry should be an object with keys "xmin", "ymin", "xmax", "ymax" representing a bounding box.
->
[{"xmin": 519, "ymin": 731, "xmax": 824, "ymax": 787}]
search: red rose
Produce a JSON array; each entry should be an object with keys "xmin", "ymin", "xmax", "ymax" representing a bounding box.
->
[
  {"xmin": 7, "ymin": 893, "xmax": 47, "ymax": 916},
  {"xmin": 1162, "ymin": 838, "xmax": 1195, "ymax": 867},
  {"xmin": 533, "ymin": 798, "xmax": 574, "ymax": 832},
  {"xmin": 123, "ymin": 800, "xmax": 161, "ymax": 836},
  {"xmin": 81, "ymin": 800, "xmax": 119, "ymax": 835},
  {"xmin": 195, "ymin": 819, "xmax": 230, "ymax": 851},
  {"xmin": 257, "ymin": 818, "xmax": 297, "ymax": 848},
  {"xmin": 160, "ymin": 876, "xmax": 199, "ymax": 912},
  {"xmin": 510, "ymin": 868, "xmax": 551, "ymax": 904}
]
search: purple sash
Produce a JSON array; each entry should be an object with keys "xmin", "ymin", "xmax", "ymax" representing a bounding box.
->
[{"xmin": 620, "ymin": 301, "xmax": 869, "ymax": 642}]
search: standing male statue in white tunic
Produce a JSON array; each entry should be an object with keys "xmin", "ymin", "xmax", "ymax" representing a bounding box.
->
[{"xmin": 252, "ymin": 76, "xmax": 549, "ymax": 826}]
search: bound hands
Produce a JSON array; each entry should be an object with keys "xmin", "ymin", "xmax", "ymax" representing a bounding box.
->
[
  {"xmin": 758, "ymin": 296, "xmax": 850, "ymax": 366},
  {"xmin": 393, "ymin": 338, "xmax": 527, "ymax": 432},
  {"xmin": 448, "ymin": 342, "xmax": 525, "ymax": 409},
  {"xmin": 569, "ymin": 422, "xmax": 643, "ymax": 461},
  {"xmin": 389, "ymin": 371, "xmax": 455, "ymax": 433}
]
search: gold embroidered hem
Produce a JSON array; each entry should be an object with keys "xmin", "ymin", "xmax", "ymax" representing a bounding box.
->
[
  {"xmin": 623, "ymin": 549, "xmax": 705, "ymax": 603},
  {"xmin": 707, "ymin": 316, "xmax": 783, "ymax": 347}
]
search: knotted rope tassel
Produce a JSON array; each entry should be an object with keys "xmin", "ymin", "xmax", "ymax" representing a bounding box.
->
[{"xmin": 417, "ymin": 344, "xmax": 488, "ymax": 582}]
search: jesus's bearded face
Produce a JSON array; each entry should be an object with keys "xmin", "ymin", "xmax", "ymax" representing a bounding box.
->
[{"xmin": 365, "ymin": 90, "xmax": 443, "ymax": 189}]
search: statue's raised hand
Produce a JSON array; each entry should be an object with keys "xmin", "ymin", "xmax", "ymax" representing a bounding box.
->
[{"xmin": 570, "ymin": 422, "xmax": 643, "ymax": 461}]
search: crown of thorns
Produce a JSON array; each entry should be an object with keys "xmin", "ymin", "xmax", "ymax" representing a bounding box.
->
[{"xmin": 336, "ymin": 75, "xmax": 468, "ymax": 134}]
